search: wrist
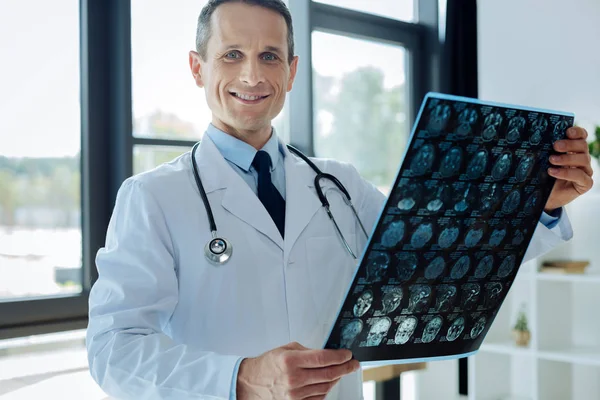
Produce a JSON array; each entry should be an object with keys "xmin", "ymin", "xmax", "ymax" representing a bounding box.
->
[{"xmin": 236, "ymin": 357, "xmax": 255, "ymax": 400}]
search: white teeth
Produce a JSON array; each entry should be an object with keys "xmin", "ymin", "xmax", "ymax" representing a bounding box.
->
[{"xmin": 235, "ymin": 93, "xmax": 263, "ymax": 101}]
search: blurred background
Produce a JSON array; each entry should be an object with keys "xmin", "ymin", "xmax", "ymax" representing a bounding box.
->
[{"xmin": 0, "ymin": 0, "xmax": 598, "ymax": 399}]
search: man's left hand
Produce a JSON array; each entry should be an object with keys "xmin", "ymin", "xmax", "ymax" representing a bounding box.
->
[{"xmin": 545, "ymin": 126, "xmax": 594, "ymax": 212}]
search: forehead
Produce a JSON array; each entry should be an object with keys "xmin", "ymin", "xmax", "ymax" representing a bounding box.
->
[{"xmin": 209, "ymin": 2, "xmax": 288, "ymax": 49}]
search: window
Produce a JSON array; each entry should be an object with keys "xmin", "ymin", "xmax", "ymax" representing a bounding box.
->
[
  {"xmin": 312, "ymin": 31, "xmax": 410, "ymax": 194},
  {"xmin": 0, "ymin": 0, "xmax": 82, "ymax": 300},
  {"xmin": 313, "ymin": 0, "xmax": 415, "ymax": 22}
]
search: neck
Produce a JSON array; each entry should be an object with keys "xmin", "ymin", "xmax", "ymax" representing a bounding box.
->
[{"xmin": 212, "ymin": 119, "xmax": 272, "ymax": 150}]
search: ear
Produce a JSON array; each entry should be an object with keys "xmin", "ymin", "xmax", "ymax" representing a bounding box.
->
[
  {"xmin": 189, "ymin": 51, "xmax": 204, "ymax": 88},
  {"xmin": 286, "ymin": 55, "xmax": 299, "ymax": 92}
]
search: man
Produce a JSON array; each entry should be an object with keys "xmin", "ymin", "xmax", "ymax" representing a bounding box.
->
[{"xmin": 85, "ymin": 1, "xmax": 594, "ymax": 399}]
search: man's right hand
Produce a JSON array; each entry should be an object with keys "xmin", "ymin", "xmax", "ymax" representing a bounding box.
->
[{"xmin": 236, "ymin": 342, "xmax": 360, "ymax": 400}]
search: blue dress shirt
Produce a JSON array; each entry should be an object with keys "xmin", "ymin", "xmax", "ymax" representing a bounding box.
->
[{"xmin": 205, "ymin": 123, "xmax": 286, "ymax": 200}]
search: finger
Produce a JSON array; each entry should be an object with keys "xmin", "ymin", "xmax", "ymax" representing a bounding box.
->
[
  {"xmin": 303, "ymin": 359, "xmax": 360, "ymax": 385},
  {"xmin": 549, "ymin": 153, "xmax": 593, "ymax": 176},
  {"xmin": 288, "ymin": 378, "xmax": 340, "ymax": 399},
  {"xmin": 553, "ymin": 138, "xmax": 589, "ymax": 153},
  {"xmin": 548, "ymin": 167, "xmax": 594, "ymax": 192},
  {"xmin": 295, "ymin": 349, "xmax": 353, "ymax": 368},
  {"xmin": 566, "ymin": 126, "xmax": 588, "ymax": 140}
]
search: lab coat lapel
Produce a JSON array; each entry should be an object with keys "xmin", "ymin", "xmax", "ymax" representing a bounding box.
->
[
  {"xmin": 283, "ymin": 146, "xmax": 323, "ymax": 259},
  {"xmin": 196, "ymin": 136, "xmax": 284, "ymax": 250}
]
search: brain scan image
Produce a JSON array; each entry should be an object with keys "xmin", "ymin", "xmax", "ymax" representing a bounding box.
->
[
  {"xmin": 461, "ymin": 283, "xmax": 481, "ymax": 310},
  {"xmin": 553, "ymin": 118, "xmax": 570, "ymax": 142},
  {"xmin": 394, "ymin": 316, "xmax": 418, "ymax": 344},
  {"xmin": 434, "ymin": 284, "xmax": 457, "ymax": 312},
  {"xmin": 470, "ymin": 316, "xmax": 487, "ymax": 339},
  {"xmin": 396, "ymin": 182, "xmax": 423, "ymax": 211},
  {"xmin": 512, "ymin": 229, "xmax": 527, "ymax": 246},
  {"xmin": 365, "ymin": 251, "xmax": 390, "ymax": 284},
  {"xmin": 455, "ymin": 108, "xmax": 478, "ymax": 137},
  {"xmin": 480, "ymin": 183, "xmax": 502, "ymax": 212},
  {"xmin": 482, "ymin": 112, "xmax": 503, "ymax": 141},
  {"xmin": 410, "ymin": 144, "xmax": 436, "ymax": 176},
  {"xmin": 466, "ymin": 149, "xmax": 489, "ymax": 180},
  {"xmin": 530, "ymin": 116, "xmax": 548, "ymax": 145},
  {"xmin": 411, "ymin": 223, "xmax": 434, "ymax": 249},
  {"xmin": 454, "ymin": 184, "xmax": 477, "ymax": 214},
  {"xmin": 426, "ymin": 185, "xmax": 448, "ymax": 212},
  {"xmin": 506, "ymin": 116, "xmax": 526, "ymax": 144},
  {"xmin": 502, "ymin": 190, "xmax": 521, "ymax": 214},
  {"xmin": 524, "ymin": 191, "xmax": 541, "ymax": 215},
  {"xmin": 439, "ymin": 147, "xmax": 463, "ymax": 177},
  {"xmin": 474, "ymin": 255, "xmax": 494, "ymax": 279},
  {"xmin": 380, "ymin": 288, "xmax": 403, "ymax": 315},
  {"xmin": 425, "ymin": 256, "xmax": 446, "ymax": 280},
  {"xmin": 464, "ymin": 225, "xmax": 485, "ymax": 248},
  {"xmin": 497, "ymin": 254, "xmax": 517, "ymax": 278},
  {"xmin": 407, "ymin": 284, "xmax": 432, "ymax": 313},
  {"xmin": 380, "ymin": 220, "xmax": 406, "ymax": 249},
  {"xmin": 515, "ymin": 154, "xmax": 536, "ymax": 182},
  {"xmin": 438, "ymin": 226, "xmax": 460, "ymax": 249},
  {"xmin": 450, "ymin": 255, "xmax": 471, "ymax": 280},
  {"xmin": 446, "ymin": 316, "xmax": 465, "ymax": 342},
  {"xmin": 422, "ymin": 316, "xmax": 443, "ymax": 343},
  {"xmin": 492, "ymin": 152, "xmax": 513, "ymax": 181},
  {"xmin": 366, "ymin": 317, "xmax": 392, "ymax": 347},
  {"xmin": 354, "ymin": 290, "xmax": 374, "ymax": 317},
  {"xmin": 488, "ymin": 226, "xmax": 507, "ymax": 247},
  {"xmin": 340, "ymin": 319, "xmax": 363, "ymax": 349},
  {"xmin": 427, "ymin": 103, "xmax": 452, "ymax": 133},
  {"xmin": 484, "ymin": 282, "xmax": 503, "ymax": 309},
  {"xmin": 395, "ymin": 252, "xmax": 419, "ymax": 281}
]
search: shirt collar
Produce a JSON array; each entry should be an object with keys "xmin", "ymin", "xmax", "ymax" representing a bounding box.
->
[{"xmin": 205, "ymin": 123, "xmax": 285, "ymax": 172}]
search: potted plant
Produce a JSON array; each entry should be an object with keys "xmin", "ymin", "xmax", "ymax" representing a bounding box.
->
[{"xmin": 512, "ymin": 305, "xmax": 531, "ymax": 347}]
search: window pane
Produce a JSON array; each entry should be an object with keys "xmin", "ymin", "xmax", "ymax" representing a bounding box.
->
[
  {"xmin": 0, "ymin": 1, "xmax": 82, "ymax": 299},
  {"xmin": 313, "ymin": 0, "xmax": 415, "ymax": 22},
  {"xmin": 133, "ymin": 145, "xmax": 190, "ymax": 175},
  {"xmin": 312, "ymin": 31, "xmax": 410, "ymax": 194},
  {"xmin": 131, "ymin": 0, "xmax": 289, "ymax": 142}
]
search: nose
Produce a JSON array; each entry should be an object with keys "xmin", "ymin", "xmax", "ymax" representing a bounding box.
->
[{"xmin": 239, "ymin": 58, "xmax": 264, "ymax": 87}]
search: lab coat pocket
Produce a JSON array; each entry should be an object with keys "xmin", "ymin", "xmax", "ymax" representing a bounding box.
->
[{"xmin": 305, "ymin": 234, "xmax": 357, "ymax": 328}]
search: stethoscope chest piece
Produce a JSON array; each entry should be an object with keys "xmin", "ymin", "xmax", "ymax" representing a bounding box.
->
[{"xmin": 204, "ymin": 234, "xmax": 233, "ymax": 265}]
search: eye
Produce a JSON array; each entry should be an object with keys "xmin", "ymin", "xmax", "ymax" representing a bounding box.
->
[
  {"xmin": 225, "ymin": 51, "xmax": 241, "ymax": 59},
  {"xmin": 262, "ymin": 53, "xmax": 278, "ymax": 61}
]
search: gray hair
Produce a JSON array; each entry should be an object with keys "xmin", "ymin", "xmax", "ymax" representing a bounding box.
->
[{"xmin": 195, "ymin": 0, "xmax": 295, "ymax": 63}]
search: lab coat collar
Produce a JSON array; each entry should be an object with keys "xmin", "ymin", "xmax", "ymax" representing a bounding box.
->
[{"xmin": 194, "ymin": 135, "xmax": 284, "ymax": 250}]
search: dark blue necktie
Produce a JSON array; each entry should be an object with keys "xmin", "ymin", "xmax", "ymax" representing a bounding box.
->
[{"xmin": 252, "ymin": 150, "xmax": 286, "ymax": 238}]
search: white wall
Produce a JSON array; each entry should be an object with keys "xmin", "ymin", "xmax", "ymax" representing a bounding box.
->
[{"xmin": 415, "ymin": 1, "xmax": 600, "ymax": 398}]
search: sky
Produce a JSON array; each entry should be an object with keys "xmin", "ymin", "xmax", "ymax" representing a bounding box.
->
[{"xmin": 0, "ymin": 0, "xmax": 413, "ymax": 158}]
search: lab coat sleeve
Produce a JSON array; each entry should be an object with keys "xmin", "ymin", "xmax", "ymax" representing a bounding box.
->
[
  {"xmin": 86, "ymin": 178, "xmax": 242, "ymax": 400},
  {"xmin": 522, "ymin": 207, "xmax": 573, "ymax": 263}
]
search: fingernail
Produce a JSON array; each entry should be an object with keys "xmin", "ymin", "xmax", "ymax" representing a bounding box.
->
[
  {"xmin": 556, "ymin": 141, "xmax": 566, "ymax": 151},
  {"xmin": 548, "ymin": 168, "xmax": 559, "ymax": 175},
  {"xmin": 550, "ymin": 155, "xmax": 560, "ymax": 162},
  {"xmin": 567, "ymin": 127, "xmax": 577, "ymax": 137}
]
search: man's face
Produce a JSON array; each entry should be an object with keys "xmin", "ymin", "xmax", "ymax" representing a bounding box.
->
[{"xmin": 190, "ymin": 3, "xmax": 298, "ymax": 137}]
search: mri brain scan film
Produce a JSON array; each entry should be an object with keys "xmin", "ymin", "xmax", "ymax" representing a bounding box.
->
[{"xmin": 325, "ymin": 93, "xmax": 573, "ymax": 363}]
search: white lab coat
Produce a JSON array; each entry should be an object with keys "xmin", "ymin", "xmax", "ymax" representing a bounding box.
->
[{"xmin": 86, "ymin": 135, "xmax": 573, "ymax": 400}]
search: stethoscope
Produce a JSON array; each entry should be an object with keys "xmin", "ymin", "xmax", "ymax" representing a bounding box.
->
[{"xmin": 191, "ymin": 141, "xmax": 369, "ymax": 266}]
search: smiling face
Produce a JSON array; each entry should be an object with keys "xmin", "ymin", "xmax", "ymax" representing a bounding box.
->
[{"xmin": 189, "ymin": 2, "xmax": 298, "ymax": 148}]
